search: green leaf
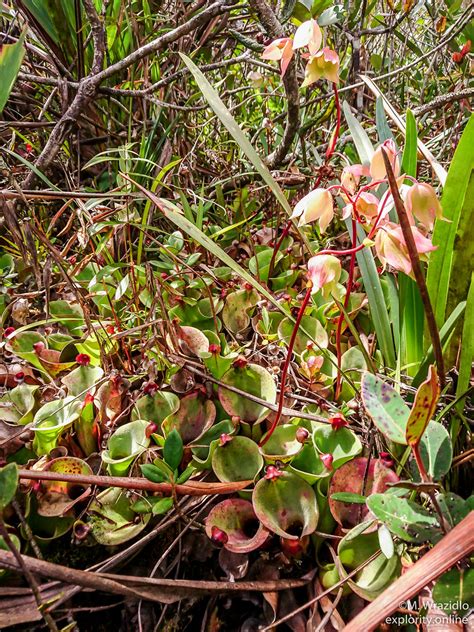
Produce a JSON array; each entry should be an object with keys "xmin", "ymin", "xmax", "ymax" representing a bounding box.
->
[
  {"xmin": 419, "ymin": 421, "xmax": 452, "ymax": 480},
  {"xmin": 151, "ymin": 497, "xmax": 174, "ymax": 515},
  {"xmin": 375, "ymin": 97, "xmax": 393, "ymax": 142},
  {"xmin": 0, "ymin": 31, "xmax": 25, "ymax": 113},
  {"xmin": 343, "ymin": 101, "xmax": 374, "ymax": 165},
  {"xmin": 413, "ymin": 301, "xmax": 466, "ymax": 387},
  {"xmin": 426, "ymin": 115, "xmax": 474, "ymax": 329},
  {"xmin": 378, "ymin": 524, "xmax": 395, "ymax": 559},
  {"xmin": 401, "ymin": 110, "xmax": 418, "ymax": 177},
  {"xmin": 0, "ymin": 463, "xmax": 18, "ymax": 511},
  {"xmin": 313, "ymin": 425, "xmax": 363, "ymax": 469},
  {"xmin": 405, "ymin": 365, "xmax": 439, "ymax": 445},
  {"xmin": 361, "ymin": 373, "xmax": 409, "ymax": 444},
  {"xmin": 140, "ymin": 463, "xmax": 168, "ymax": 483},
  {"xmin": 366, "ymin": 493, "xmax": 442, "ymax": 543},
  {"xmin": 163, "ymin": 429, "xmax": 183, "ymax": 470},
  {"xmin": 432, "ymin": 568, "xmax": 474, "ymax": 614},
  {"xmin": 456, "ymin": 272, "xmax": 474, "ymax": 411},
  {"xmin": 330, "ymin": 492, "xmax": 366, "ymax": 504},
  {"xmin": 179, "ymin": 53, "xmax": 311, "ymax": 251},
  {"xmin": 351, "ymin": 223, "xmax": 396, "ymax": 367}
]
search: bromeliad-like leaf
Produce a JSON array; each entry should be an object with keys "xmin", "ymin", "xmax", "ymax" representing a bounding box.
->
[
  {"xmin": 405, "ymin": 365, "xmax": 439, "ymax": 445},
  {"xmin": 361, "ymin": 373, "xmax": 409, "ymax": 444}
]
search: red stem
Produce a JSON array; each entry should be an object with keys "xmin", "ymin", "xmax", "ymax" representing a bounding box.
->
[
  {"xmin": 325, "ymin": 83, "xmax": 341, "ymax": 160},
  {"xmin": 259, "ymin": 283, "xmax": 313, "ymax": 446},
  {"xmin": 268, "ymin": 219, "xmax": 292, "ymax": 281},
  {"xmin": 412, "ymin": 443, "xmax": 429, "ymax": 483}
]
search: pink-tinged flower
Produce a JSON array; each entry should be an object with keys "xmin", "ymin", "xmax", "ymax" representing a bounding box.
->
[
  {"xmin": 265, "ymin": 465, "xmax": 284, "ymax": 480},
  {"xmin": 343, "ymin": 191, "xmax": 380, "ymax": 221},
  {"xmin": 262, "ymin": 37, "xmax": 294, "ymax": 76},
  {"xmin": 293, "ymin": 19, "xmax": 322, "ymax": 56},
  {"xmin": 321, "ymin": 453, "xmax": 333, "ymax": 470},
  {"xmin": 370, "ymin": 139, "xmax": 400, "ymax": 180},
  {"xmin": 302, "ymin": 48, "xmax": 340, "ymax": 87},
  {"xmin": 375, "ymin": 223, "xmax": 436, "ymax": 277},
  {"xmin": 307, "ymin": 254, "xmax": 342, "ymax": 297},
  {"xmin": 341, "ymin": 164, "xmax": 369, "ymax": 195},
  {"xmin": 219, "ymin": 433, "xmax": 233, "ymax": 447},
  {"xmin": 291, "ymin": 188, "xmax": 334, "ymax": 232},
  {"xmin": 3, "ymin": 327, "xmax": 15, "ymax": 339},
  {"xmin": 405, "ymin": 182, "xmax": 443, "ymax": 231}
]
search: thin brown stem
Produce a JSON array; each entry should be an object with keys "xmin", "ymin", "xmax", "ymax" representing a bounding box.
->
[
  {"xmin": 381, "ymin": 149, "xmax": 445, "ymax": 386},
  {"xmin": 0, "ymin": 517, "xmax": 59, "ymax": 632}
]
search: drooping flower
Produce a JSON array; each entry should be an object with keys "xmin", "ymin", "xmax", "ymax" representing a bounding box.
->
[
  {"xmin": 75, "ymin": 353, "xmax": 91, "ymax": 366},
  {"xmin": 262, "ymin": 37, "xmax": 294, "ymax": 76},
  {"xmin": 370, "ymin": 139, "xmax": 400, "ymax": 180},
  {"xmin": 307, "ymin": 254, "xmax": 342, "ymax": 297},
  {"xmin": 343, "ymin": 191, "xmax": 380, "ymax": 222},
  {"xmin": 340, "ymin": 164, "xmax": 370, "ymax": 195},
  {"xmin": 375, "ymin": 223, "xmax": 436, "ymax": 277},
  {"xmin": 329, "ymin": 414, "xmax": 348, "ymax": 431},
  {"xmin": 302, "ymin": 48, "xmax": 340, "ymax": 87},
  {"xmin": 291, "ymin": 188, "xmax": 334, "ymax": 232},
  {"xmin": 293, "ymin": 19, "xmax": 322, "ymax": 56},
  {"xmin": 405, "ymin": 182, "xmax": 443, "ymax": 231}
]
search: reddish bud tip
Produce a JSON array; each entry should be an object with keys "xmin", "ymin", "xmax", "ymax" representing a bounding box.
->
[
  {"xmin": 25, "ymin": 143, "xmax": 33, "ymax": 153},
  {"xmin": 379, "ymin": 452, "xmax": 394, "ymax": 468},
  {"xmin": 160, "ymin": 272, "xmax": 168, "ymax": 280},
  {"xmin": 75, "ymin": 353, "xmax": 91, "ymax": 366},
  {"xmin": 33, "ymin": 341, "xmax": 45, "ymax": 354},
  {"xmin": 233, "ymin": 356, "xmax": 248, "ymax": 369},
  {"xmin": 106, "ymin": 325, "xmax": 115, "ymax": 334},
  {"xmin": 243, "ymin": 282, "xmax": 253, "ymax": 291},
  {"xmin": 321, "ymin": 453, "xmax": 333, "ymax": 470},
  {"xmin": 209, "ymin": 344, "xmax": 221, "ymax": 355},
  {"xmin": 68, "ymin": 255, "xmax": 77, "ymax": 265},
  {"xmin": 3, "ymin": 327, "xmax": 15, "ymax": 339},
  {"xmin": 145, "ymin": 422, "xmax": 159, "ymax": 438},
  {"xmin": 14, "ymin": 371, "xmax": 25, "ymax": 383},
  {"xmin": 296, "ymin": 427, "xmax": 309, "ymax": 443},
  {"xmin": 83, "ymin": 393, "xmax": 94, "ymax": 406},
  {"xmin": 329, "ymin": 414, "xmax": 348, "ymax": 431},
  {"xmin": 210, "ymin": 526, "xmax": 228, "ymax": 546}
]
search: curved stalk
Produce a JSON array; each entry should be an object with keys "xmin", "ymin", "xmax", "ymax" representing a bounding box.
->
[{"xmin": 259, "ymin": 282, "xmax": 313, "ymax": 446}]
